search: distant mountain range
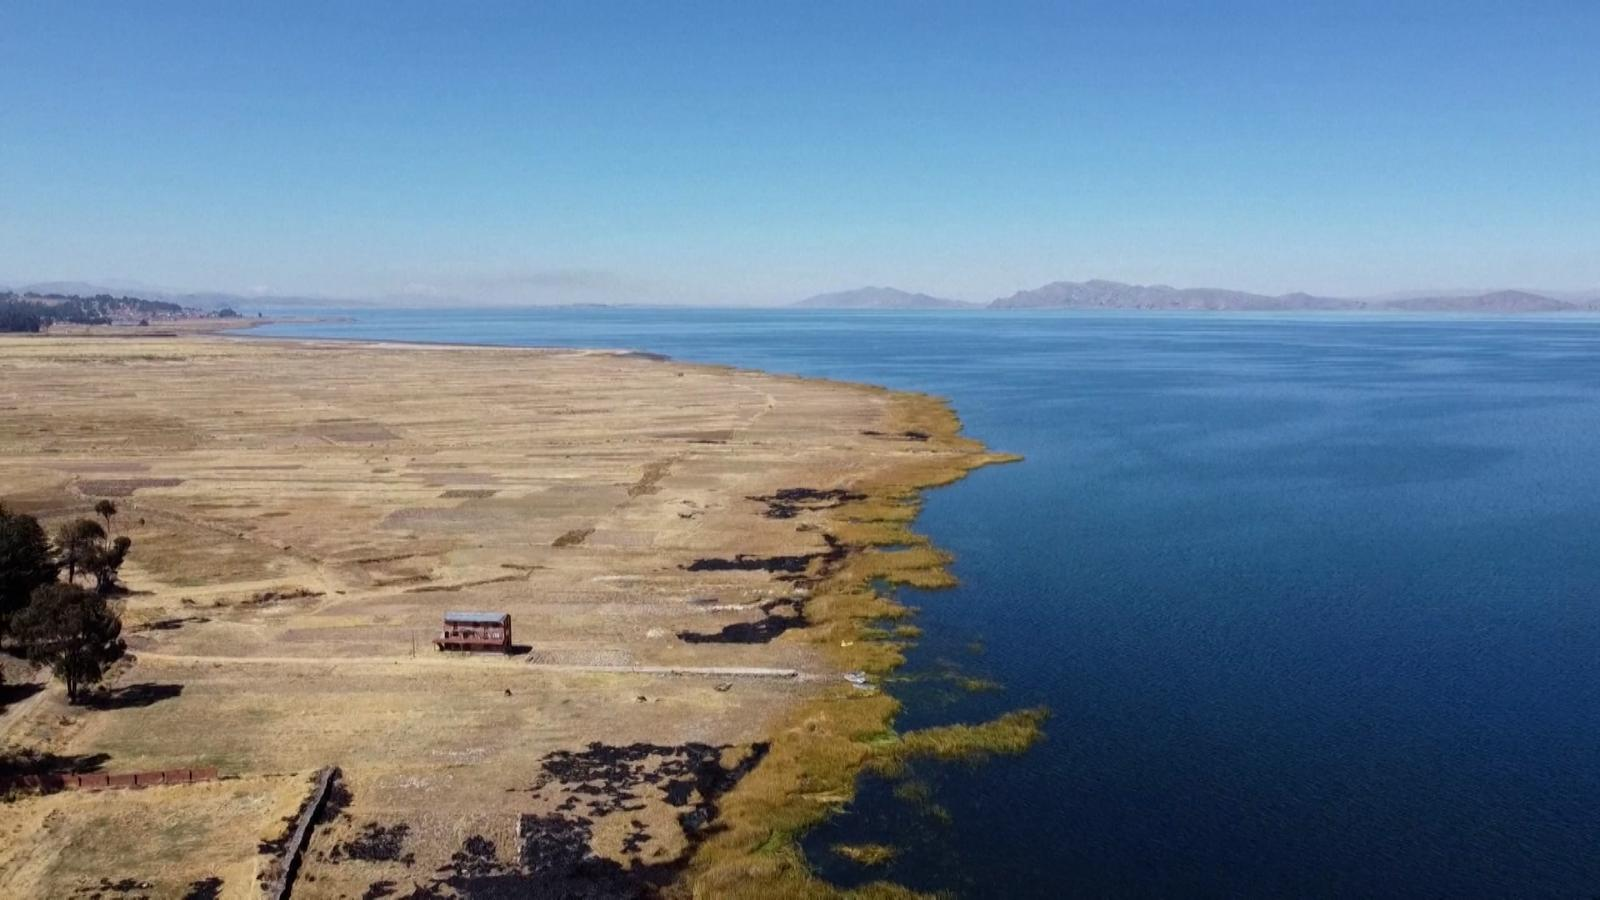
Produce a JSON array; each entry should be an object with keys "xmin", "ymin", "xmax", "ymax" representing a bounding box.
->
[
  {"xmin": 990, "ymin": 280, "xmax": 1358, "ymax": 311},
  {"xmin": 800, "ymin": 280, "xmax": 1600, "ymax": 313},
  {"xmin": 1375, "ymin": 290, "xmax": 1580, "ymax": 313},
  {"xmin": 7, "ymin": 277, "xmax": 1596, "ymax": 314},
  {"xmin": 793, "ymin": 286, "xmax": 979, "ymax": 309}
]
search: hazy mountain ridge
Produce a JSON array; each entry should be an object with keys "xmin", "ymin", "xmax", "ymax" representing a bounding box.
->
[
  {"xmin": 1378, "ymin": 290, "xmax": 1579, "ymax": 312},
  {"xmin": 10, "ymin": 278, "xmax": 1597, "ymax": 313},
  {"xmin": 991, "ymin": 280, "xmax": 1362, "ymax": 311},
  {"xmin": 990, "ymin": 280, "xmax": 1596, "ymax": 313},
  {"xmin": 794, "ymin": 286, "xmax": 979, "ymax": 309}
]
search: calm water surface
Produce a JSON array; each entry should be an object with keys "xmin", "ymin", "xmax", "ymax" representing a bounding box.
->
[{"xmin": 257, "ymin": 310, "xmax": 1600, "ymax": 897}]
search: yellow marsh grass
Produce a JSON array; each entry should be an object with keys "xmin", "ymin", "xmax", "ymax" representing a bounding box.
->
[
  {"xmin": 831, "ymin": 843, "xmax": 897, "ymax": 866},
  {"xmin": 679, "ymin": 392, "xmax": 1030, "ymax": 899},
  {"xmin": 869, "ymin": 706, "xmax": 1051, "ymax": 778}
]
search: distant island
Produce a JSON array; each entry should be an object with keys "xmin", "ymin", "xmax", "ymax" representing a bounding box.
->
[
  {"xmin": 799, "ymin": 280, "xmax": 1599, "ymax": 313},
  {"xmin": 794, "ymin": 286, "xmax": 980, "ymax": 310}
]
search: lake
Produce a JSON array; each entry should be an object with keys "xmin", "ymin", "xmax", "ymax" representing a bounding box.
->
[{"xmin": 255, "ymin": 309, "xmax": 1600, "ymax": 897}]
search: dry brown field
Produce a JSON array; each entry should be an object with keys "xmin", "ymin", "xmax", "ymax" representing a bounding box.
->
[{"xmin": 0, "ymin": 334, "xmax": 995, "ymax": 899}]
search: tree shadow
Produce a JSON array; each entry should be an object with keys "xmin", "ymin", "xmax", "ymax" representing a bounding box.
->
[
  {"xmin": 84, "ymin": 682, "xmax": 183, "ymax": 709},
  {"xmin": 135, "ymin": 615, "xmax": 209, "ymax": 632},
  {"xmin": 0, "ymin": 748, "xmax": 111, "ymax": 777},
  {"xmin": 0, "ymin": 681, "xmax": 43, "ymax": 714}
]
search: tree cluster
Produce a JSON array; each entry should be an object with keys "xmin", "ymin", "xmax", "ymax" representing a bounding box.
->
[
  {"xmin": 0, "ymin": 500, "xmax": 129, "ymax": 703},
  {"xmin": 0, "ymin": 296, "xmax": 45, "ymax": 332},
  {"xmin": 0, "ymin": 291, "xmax": 197, "ymax": 331}
]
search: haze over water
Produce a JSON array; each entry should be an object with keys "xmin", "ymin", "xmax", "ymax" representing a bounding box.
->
[{"xmin": 259, "ymin": 310, "xmax": 1600, "ymax": 896}]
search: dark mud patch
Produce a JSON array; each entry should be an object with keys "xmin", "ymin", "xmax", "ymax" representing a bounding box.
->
[
  {"xmin": 332, "ymin": 822, "xmax": 415, "ymax": 865},
  {"xmin": 685, "ymin": 552, "xmax": 812, "ymax": 574},
  {"xmin": 531, "ymin": 741, "xmax": 770, "ymax": 846},
  {"xmin": 627, "ymin": 460, "xmax": 673, "ymax": 498},
  {"xmin": 685, "ymin": 534, "xmax": 847, "ymax": 578},
  {"xmin": 677, "ymin": 596, "xmax": 807, "ymax": 644},
  {"xmin": 387, "ymin": 741, "xmax": 771, "ymax": 898},
  {"xmin": 440, "ymin": 489, "xmax": 498, "ymax": 499},
  {"xmin": 180, "ymin": 877, "xmax": 223, "ymax": 900},
  {"xmin": 554, "ymin": 527, "xmax": 595, "ymax": 548},
  {"xmin": 529, "ymin": 741, "xmax": 766, "ymax": 822},
  {"xmin": 242, "ymin": 587, "xmax": 323, "ymax": 607},
  {"xmin": 131, "ymin": 615, "xmax": 210, "ymax": 633},
  {"xmin": 747, "ymin": 487, "xmax": 866, "ymax": 519},
  {"xmin": 73, "ymin": 877, "xmax": 153, "ymax": 897},
  {"xmin": 399, "ymin": 831, "xmax": 655, "ymax": 900},
  {"xmin": 401, "ymin": 823, "xmax": 669, "ymax": 899},
  {"xmin": 861, "ymin": 429, "xmax": 931, "ymax": 442}
]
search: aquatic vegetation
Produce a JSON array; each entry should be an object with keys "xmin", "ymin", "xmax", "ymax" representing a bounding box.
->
[
  {"xmin": 868, "ymin": 707, "xmax": 1050, "ymax": 778},
  {"xmin": 891, "ymin": 779, "xmax": 932, "ymax": 804},
  {"xmin": 843, "ymin": 546, "xmax": 958, "ymax": 590},
  {"xmin": 680, "ymin": 390, "xmax": 1026, "ymax": 898},
  {"xmin": 857, "ymin": 622, "xmax": 922, "ymax": 643},
  {"xmin": 832, "ymin": 843, "xmax": 898, "ymax": 866},
  {"xmin": 886, "ymin": 779, "xmax": 953, "ymax": 827}
]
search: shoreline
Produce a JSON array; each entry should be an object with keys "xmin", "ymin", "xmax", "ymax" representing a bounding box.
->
[
  {"xmin": 0, "ymin": 330, "xmax": 1021, "ymax": 898},
  {"xmin": 679, "ymin": 388, "xmax": 1024, "ymax": 897},
  {"xmin": 229, "ymin": 330, "xmax": 1031, "ymax": 896},
  {"xmin": 233, "ymin": 330, "xmax": 1029, "ymax": 895}
]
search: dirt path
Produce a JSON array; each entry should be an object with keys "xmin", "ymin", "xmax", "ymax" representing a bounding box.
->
[
  {"xmin": 128, "ymin": 650, "xmax": 830, "ymax": 681},
  {"xmin": 0, "ymin": 679, "xmax": 53, "ymax": 745}
]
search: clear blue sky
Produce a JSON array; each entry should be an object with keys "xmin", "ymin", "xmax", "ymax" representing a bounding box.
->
[{"xmin": 2, "ymin": 1, "xmax": 1597, "ymax": 304}]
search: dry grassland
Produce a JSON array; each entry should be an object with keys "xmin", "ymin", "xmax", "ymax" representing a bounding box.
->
[{"xmin": 0, "ymin": 334, "xmax": 1003, "ymax": 898}]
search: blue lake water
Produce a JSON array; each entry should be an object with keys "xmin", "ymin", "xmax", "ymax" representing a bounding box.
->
[{"xmin": 255, "ymin": 309, "xmax": 1600, "ymax": 897}]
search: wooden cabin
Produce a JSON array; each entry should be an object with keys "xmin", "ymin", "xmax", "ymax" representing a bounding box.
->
[{"xmin": 435, "ymin": 611, "xmax": 512, "ymax": 653}]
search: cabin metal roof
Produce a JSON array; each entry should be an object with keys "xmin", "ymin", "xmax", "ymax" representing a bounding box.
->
[{"xmin": 443, "ymin": 611, "xmax": 510, "ymax": 624}]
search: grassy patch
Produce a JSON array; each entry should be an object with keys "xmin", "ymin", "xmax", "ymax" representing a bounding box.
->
[
  {"xmin": 831, "ymin": 843, "xmax": 897, "ymax": 866},
  {"xmin": 870, "ymin": 707, "xmax": 1050, "ymax": 777}
]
